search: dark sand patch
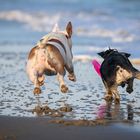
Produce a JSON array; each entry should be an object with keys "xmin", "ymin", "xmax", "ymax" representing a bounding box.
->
[
  {"xmin": 0, "ymin": 116, "xmax": 140, "ymax": 140},
  {"xmin": 32, "ymin": 105, "xmax": 72, "ymax": 117}
]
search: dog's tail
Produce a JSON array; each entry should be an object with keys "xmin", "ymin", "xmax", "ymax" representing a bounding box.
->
[{"xmin": 134, "ymin": 71, "xmax": 140, "ymax": 80}]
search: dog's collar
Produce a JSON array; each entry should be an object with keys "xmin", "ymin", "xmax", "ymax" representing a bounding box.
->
[
  {"xmin": 46, "ymin": 38, "xmax": 66, "ymax": 54},
  {"xmin": 45, "ymin": 38, "xmax": 67, "ymax": 62},
  {"xmin": 38, "ymin": 32, "xmax": 73, "ymax": 64}
]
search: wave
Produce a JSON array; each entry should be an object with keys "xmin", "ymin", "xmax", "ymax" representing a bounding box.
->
[
  {"xmin": 0, "ymin": 10, "xmax": 60, "ymax": 32},
  {"xmin": 0, "ymin": 10, "xmax": 139, "ymax": 43},
  {"xmin": 76, "ymin": 27, "xmax": 136, "ymax": 43}
]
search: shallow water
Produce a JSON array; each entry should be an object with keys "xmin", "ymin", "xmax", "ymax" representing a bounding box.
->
[{"xmin": 0, "ymin": 50, "xmax": 140, "ymax": 126}]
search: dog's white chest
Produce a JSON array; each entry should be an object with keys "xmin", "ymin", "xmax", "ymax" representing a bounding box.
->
[{"xmin": 116, "ymin": 66, "xmax": 132, "ymax": 84}]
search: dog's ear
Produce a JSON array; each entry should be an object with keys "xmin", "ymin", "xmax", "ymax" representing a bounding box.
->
[
  {"xmin": 121, "ymin": 52, "xmax": 131, "ymax": 58},
  {"xmin": 66, "ymin": 21, "xmax": 72, "ymax": 38},
  {"xmin": 52, "ymin": 23, "xmax": 60, "ymax": 33},
  {"xmin": 124, "ymin": 53, "xmax": 131, "ymax": 58},
  {"xmin": 98, "ymin": 51, "xmax": 106, "ymax": 59}
]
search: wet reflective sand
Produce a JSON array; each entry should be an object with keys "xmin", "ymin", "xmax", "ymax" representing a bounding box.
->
[{"xmin": 0, "ymin": 51, "xmax": 140, "ymax": 126}]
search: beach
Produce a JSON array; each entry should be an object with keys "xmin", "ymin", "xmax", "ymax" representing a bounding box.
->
[
  {"xmin": 0, "ymin": 0, "xmax": 140, "ymax": 139},
  {"xmin": 1, "ymin": 50, "xmax": 140, "ymax": 139},
  {"xmin": 1, "ymin": 116, "xmax": 140, "ymax": 140}
]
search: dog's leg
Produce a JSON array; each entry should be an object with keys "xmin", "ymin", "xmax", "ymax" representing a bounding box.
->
[
  {"xmin": 26, "ymin": 68, "xmax": 42, "ymax": 94},
  {"xmin": 38, "ymin": 75, "xmax": 45, "ymax": 86},
  {"xmin": 46, "ymin": 45, "xmax": 69, "ymax": 93},
  {"xmin": 126, "ymin": 78, "xmax": 134, "ymax": 94},
  {"xmin": 55, "ymin": 60, "xmax": 68, "ymax": 93},
  {"xmin": 104, "ymin": 82, "xmax": 113, "ymax": 102},
  {"xmin": 105, "ymin": 89, "xmax": 113, "ymax": 103},
  {"xmin": 57, "ymin": 73, "xmax": 68, "ymax": 93},
  {"xmin": 104, "ymin": 84, "xmax": 120, "ymax": 103},
  {"xmin": 33, "ymin": 72, "xmax": 41, "ymax": 94},
  {"xmin": 65, "ymin": 64, "xmax": 76, "ymax": 82},
  {"xmin": 55, "ymin": 63, "xmax": 68, "ymax": 93},
  {"xmin": 135, "ymin": 71, "xmax": 140, "ymax": 80},
  {"xmin": 111, "ymin": 87, "xmax": 120, "ymax": 104}
]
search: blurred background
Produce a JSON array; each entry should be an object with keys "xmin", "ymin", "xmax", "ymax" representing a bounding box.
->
[{"xmin": 0, "ymin": 0, "xmax": 140, "ymax": 58}]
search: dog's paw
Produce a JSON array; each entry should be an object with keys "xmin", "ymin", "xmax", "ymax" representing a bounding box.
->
[
  {"xmin": 39, "ymin": 81, "xmax": 44, "ymax": 86},
  {"xmin": 38, "ymin": 76, "xmax": 45, "ymax": 86},
  {"xmin": 33, "ymin": 87, "xmax": 41, "ymax": 94},
  {"xmin": 61, "ymin": 85, "xmax": 68, "ymax": 93},
  {"xmin": 126, "ymin": 87, "xmax": 133, "ymax": 94},
  {"xmin": 121, "ymin": 82, "xmax": 125, "ymax": 88},
  {"xmin": 68, "ymin": 74, "xmax": 76, "ymax": 82},
  {"xmin": 104, "ymin": 95, "xmax": 113, "ymax": 102},
  {"xmin": 114, "ymin": 98, "xmax": 120, "ymax": 104}
]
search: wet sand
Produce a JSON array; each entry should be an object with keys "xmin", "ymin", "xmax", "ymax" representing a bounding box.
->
[
  {"xmin": 0, "ymin": 115, "xmax": 140, "ymax": 140},
  {"xmin": 0, "ymin": 49, "xmax": 140, "ymax": 139}
]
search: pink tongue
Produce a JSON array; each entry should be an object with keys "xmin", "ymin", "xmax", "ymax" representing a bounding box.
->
[{"xmin": 92, "ymin": 59, "xmax": 101, "ymax": 77}]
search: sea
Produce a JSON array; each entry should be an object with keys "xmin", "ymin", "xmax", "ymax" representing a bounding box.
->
[{"xmin": 0, "ymin": 0, "xmax": 140, "ymax": 58}]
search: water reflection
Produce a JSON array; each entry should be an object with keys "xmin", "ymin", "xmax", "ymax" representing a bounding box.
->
[
  {"xmin": 97, "ymin": 102, "xmax": 134, "ymax": 122},
  {"xmin": 32, "ymin": 95, "xmax": 72, "ymax": 117},
  {"xmin": 32, "ymin": 94, "xmax": 134, "ymax": 124},
  {"xmin": 127, "ymin": 104, "xmax": 133, "ymax": 121}
]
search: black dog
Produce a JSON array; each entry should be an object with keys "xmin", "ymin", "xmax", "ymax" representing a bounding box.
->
[{"xmin": 98, "ymin": 48, "xmax": 140, "ymax": 103}]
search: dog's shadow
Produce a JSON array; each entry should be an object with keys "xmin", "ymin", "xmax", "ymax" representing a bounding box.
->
[{"xmin": 32, "ymin": 95, "xmax": 73, "ymax": 117}]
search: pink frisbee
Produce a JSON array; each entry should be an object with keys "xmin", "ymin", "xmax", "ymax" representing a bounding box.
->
[{"xmin": 92, "ymin": 59, "xmax": 101, "ymax": 77}]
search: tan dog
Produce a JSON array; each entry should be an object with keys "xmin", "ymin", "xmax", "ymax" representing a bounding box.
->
[{"xmin": 26, "ymin": 22, "xmax": 76, "ymax": 94}]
